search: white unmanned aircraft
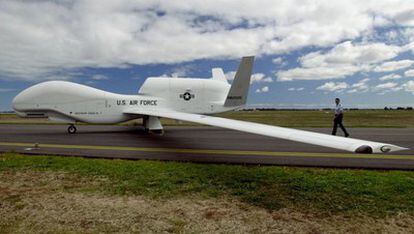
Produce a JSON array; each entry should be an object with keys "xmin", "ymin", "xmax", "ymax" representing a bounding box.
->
[{"xmin": 12, "ymin": 56, "xmax": 407, "ymax": 154}]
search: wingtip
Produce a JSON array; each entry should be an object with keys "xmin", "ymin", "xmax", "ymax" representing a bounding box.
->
[
  {"xmin": 397, "ymin": 147, "xmax": 410, "ymax": 151},
  {"xmin": 354, "ymin": 144, "xmax": 409, "ymax": 154},
  {"xmin": 379, "ymin": 145, "xmax": 409, "ymax": 153}
]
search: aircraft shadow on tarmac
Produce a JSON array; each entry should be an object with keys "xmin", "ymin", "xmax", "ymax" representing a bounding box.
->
[{"xmin": 25, "ymin": 126, "xmax": 206, "ymax": 154}]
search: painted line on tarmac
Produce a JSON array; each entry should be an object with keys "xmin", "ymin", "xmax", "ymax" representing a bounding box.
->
[{"xmin": 0, "ymin": 142, "xmax": 413, "ymax": 160}]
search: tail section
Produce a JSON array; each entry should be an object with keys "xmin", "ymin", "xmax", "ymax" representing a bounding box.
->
[{"xmin": 224, "ymin": 56, "xmax": 254, "ymax": 107}]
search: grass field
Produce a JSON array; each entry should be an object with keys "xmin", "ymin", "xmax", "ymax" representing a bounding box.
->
[
  {"xmin": 1, "ymin": 109, "xmax": 414, "ymax": 127},
  {"xmin": 217, "ymin": 109, "xmax": 414, "ymax": 128},
  {"xmin": 1, "ymin": 153, "xmax": 414, "ymax": 232},
  {"xmin": 1, "ymin": 110, "xmax": 413, "ymax": 232}
]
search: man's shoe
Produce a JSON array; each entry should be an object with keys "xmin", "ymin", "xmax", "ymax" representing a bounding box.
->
[{"xmin": 345, "ymin": 133, "xmax": 350, "ymax": 137}]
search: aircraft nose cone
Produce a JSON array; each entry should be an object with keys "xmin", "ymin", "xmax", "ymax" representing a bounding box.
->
[
  {"xmin": 12, "ymin": 90, "xmax": 27, "ymax": 112},
  {"xmin": 12, "ymin": 93, "xmax": 22, "ymax": 111}
]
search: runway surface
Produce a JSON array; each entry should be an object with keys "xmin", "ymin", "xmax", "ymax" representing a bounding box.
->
[{"xmin": 0, "ymin": 124, "xmax": 413, "ymax": 170}]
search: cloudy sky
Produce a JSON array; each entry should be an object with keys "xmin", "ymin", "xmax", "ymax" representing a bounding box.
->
[{"xmin": 1, "ymin": 0, "xmax": 414, "ymax": 110}]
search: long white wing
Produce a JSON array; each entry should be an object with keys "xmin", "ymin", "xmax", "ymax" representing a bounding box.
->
[{"xmin": 124, "ymin": 109, "xmax": 408, "ymax": 154}]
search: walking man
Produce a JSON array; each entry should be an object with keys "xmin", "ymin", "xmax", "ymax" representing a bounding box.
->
[{"xmin": 332, "ymin": 98, "xmax": 349, "ymax": 137}]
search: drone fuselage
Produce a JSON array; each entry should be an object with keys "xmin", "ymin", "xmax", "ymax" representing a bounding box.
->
[{"xmin": 12, "ymin": 78, "xmax": 235, "ymax": 124}]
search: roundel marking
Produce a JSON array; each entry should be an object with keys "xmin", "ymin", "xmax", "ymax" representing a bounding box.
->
[{"xmin": 183, "ymin": 92, "xmax": 192, "ymax": 101}]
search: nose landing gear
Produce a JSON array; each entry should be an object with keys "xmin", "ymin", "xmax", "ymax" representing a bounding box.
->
[{"xmin": 67, "ymin": 124, "xmax": 77, "ymax": 134}]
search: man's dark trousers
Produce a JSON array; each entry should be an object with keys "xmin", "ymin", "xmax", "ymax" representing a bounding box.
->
[{"xmin": 332, "ymin": 114, "xmax": 349, "ymax": 136}]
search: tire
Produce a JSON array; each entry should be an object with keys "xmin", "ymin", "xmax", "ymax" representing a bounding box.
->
[
  {"xmin": 150, "ymin": 129, "xmax": 164, "ymax": 135},
  {"xmin": 68, "ymin": 125, "xmax": 77, "ymax": 134}
]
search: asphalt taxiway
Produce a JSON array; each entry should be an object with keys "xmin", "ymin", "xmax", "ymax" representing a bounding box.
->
[{"xmin": 0, "ymin": 124, "xmax": 413, "ymax": 169}]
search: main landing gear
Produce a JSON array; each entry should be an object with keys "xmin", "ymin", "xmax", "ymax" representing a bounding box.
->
[
  {"xmin": 143, "ymin": 116, "xmax": 164, "ymax": 135},
  {"xmin": 67, "ymin": 124, "xmax": 77, "ymax": 134}
]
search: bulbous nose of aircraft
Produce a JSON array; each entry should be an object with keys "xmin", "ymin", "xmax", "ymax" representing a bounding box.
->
[
  {"xmin": 12, "ymin": 91, "xmax": 24, "ymax": 112},
  {"xmin": 12, "ymin": 85, "xmax": 37, "ymax": 113},
  {"xmin": 12, "ymin": 81, "xmax": 66, "ymax": 114}
]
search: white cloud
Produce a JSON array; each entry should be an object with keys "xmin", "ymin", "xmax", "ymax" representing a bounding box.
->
[
  {"xmin": 316, "ymin": 82, "xmax": 348, "ymax": 92},
  {"xmin": 170, "ymin": 64, "xmax": 197, "ymax": 78},
  {"xmin": 278, "ymin": 65, "xmax": 361, "ymax": 81},
  {"xmin": 347, "ymin": 89, "xmax": 358, "ymax": 93},
  {"xmin": 251, "ymin": 73, "xmax": 273, "ymax": 83},
  {"xmin": 374, "ymin": 81, "xmax": 403, "ymax": 94},
  {"xmin": 403, "ymin": 80, "xmax": 414, "ymax": 93},
  {"xmin": 272, "ymin": 57, "xmax": 284, "ymax": 65},
  {"xmin": 300, "ymin": 41, "xmax": 401, "ymax": 67},
  {"xmin": 350, "ymin": 78, "xmax": 370, "ymax": 92},
  {"xmin": 226, "ymin": 71, "xmax": 272, "ymax": 83},
  {"xmin": 91, "ymin": 74, "xmax": 108, "ymax": 80},
  {"xmin": 393, "ymin": 9, "xmax": 414, "ymax": 26},
  {"xmin": 374, "ymin": 82, "xmax": 398, "ymax": 90},
  {"xmin": 404, "ymin": 69, "xmax": 414, "ymax": 77},
  {"xmin": 262, "ymin": 78, "xmax": 273, "ymax": 82},
  {"xmin": 386, "ymin": 30, "xmax": 398, "ymax": 41},
  {"xmin": 403, "ymin": 28, "xmax": 414, "ymax": 42},
  {"xmin": 1, "ymin": 1, "xmax": 414, "ymax": 81},
  {"xmin": 379, "ymin": 74, "xmax": 402, "ymax": 81},
  {"xmin": 277, "ymin": 40, "xmax": 403, "ymax": 81},
  {"xmin": 403, "ymin": 41, "xmax": 414, "ymax": 53},
  {"xmin": 372, "ymin": 15, "xmax": 392, "ymax": 27},
  {"xmin": 288, "ymin": 87, "xmax": 304, "ymax": 91},
  {"xmin": 373, "ymin": 60, "xmax": 414, "ymax": 72},
  {"xmin": 255, "ymin": 86, "xmax": 269, "ymax": 93},
  {"xmin": 225, "ymin": 71, "xmax": 236, "ymax": 81}
]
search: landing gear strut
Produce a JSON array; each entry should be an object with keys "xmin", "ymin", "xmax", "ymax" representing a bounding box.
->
[
  {"xmin": 67, "ymin": 124, "xmax": 77, "ymax": 134},
  {"xmin": 143, "ymin": 116, "xmax": 163, "ymax": 135}
]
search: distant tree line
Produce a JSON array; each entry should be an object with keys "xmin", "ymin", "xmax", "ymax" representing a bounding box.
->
[
  {"xmin": 384, "ymin": 106, "xmax": 413, "ymax": 110},
  {"xmin": 240, "ymin": 107, "xmax": 413, "ymax": 111}
]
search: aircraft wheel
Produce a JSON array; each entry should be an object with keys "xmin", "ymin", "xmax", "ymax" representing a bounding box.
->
[
  {"xmin": 150, "ymin": 129, "xmax": 164, "ymax": 135},
  {"xmin": 68, "ymin": 125, "xmax": 77, "ymax": 134}
]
